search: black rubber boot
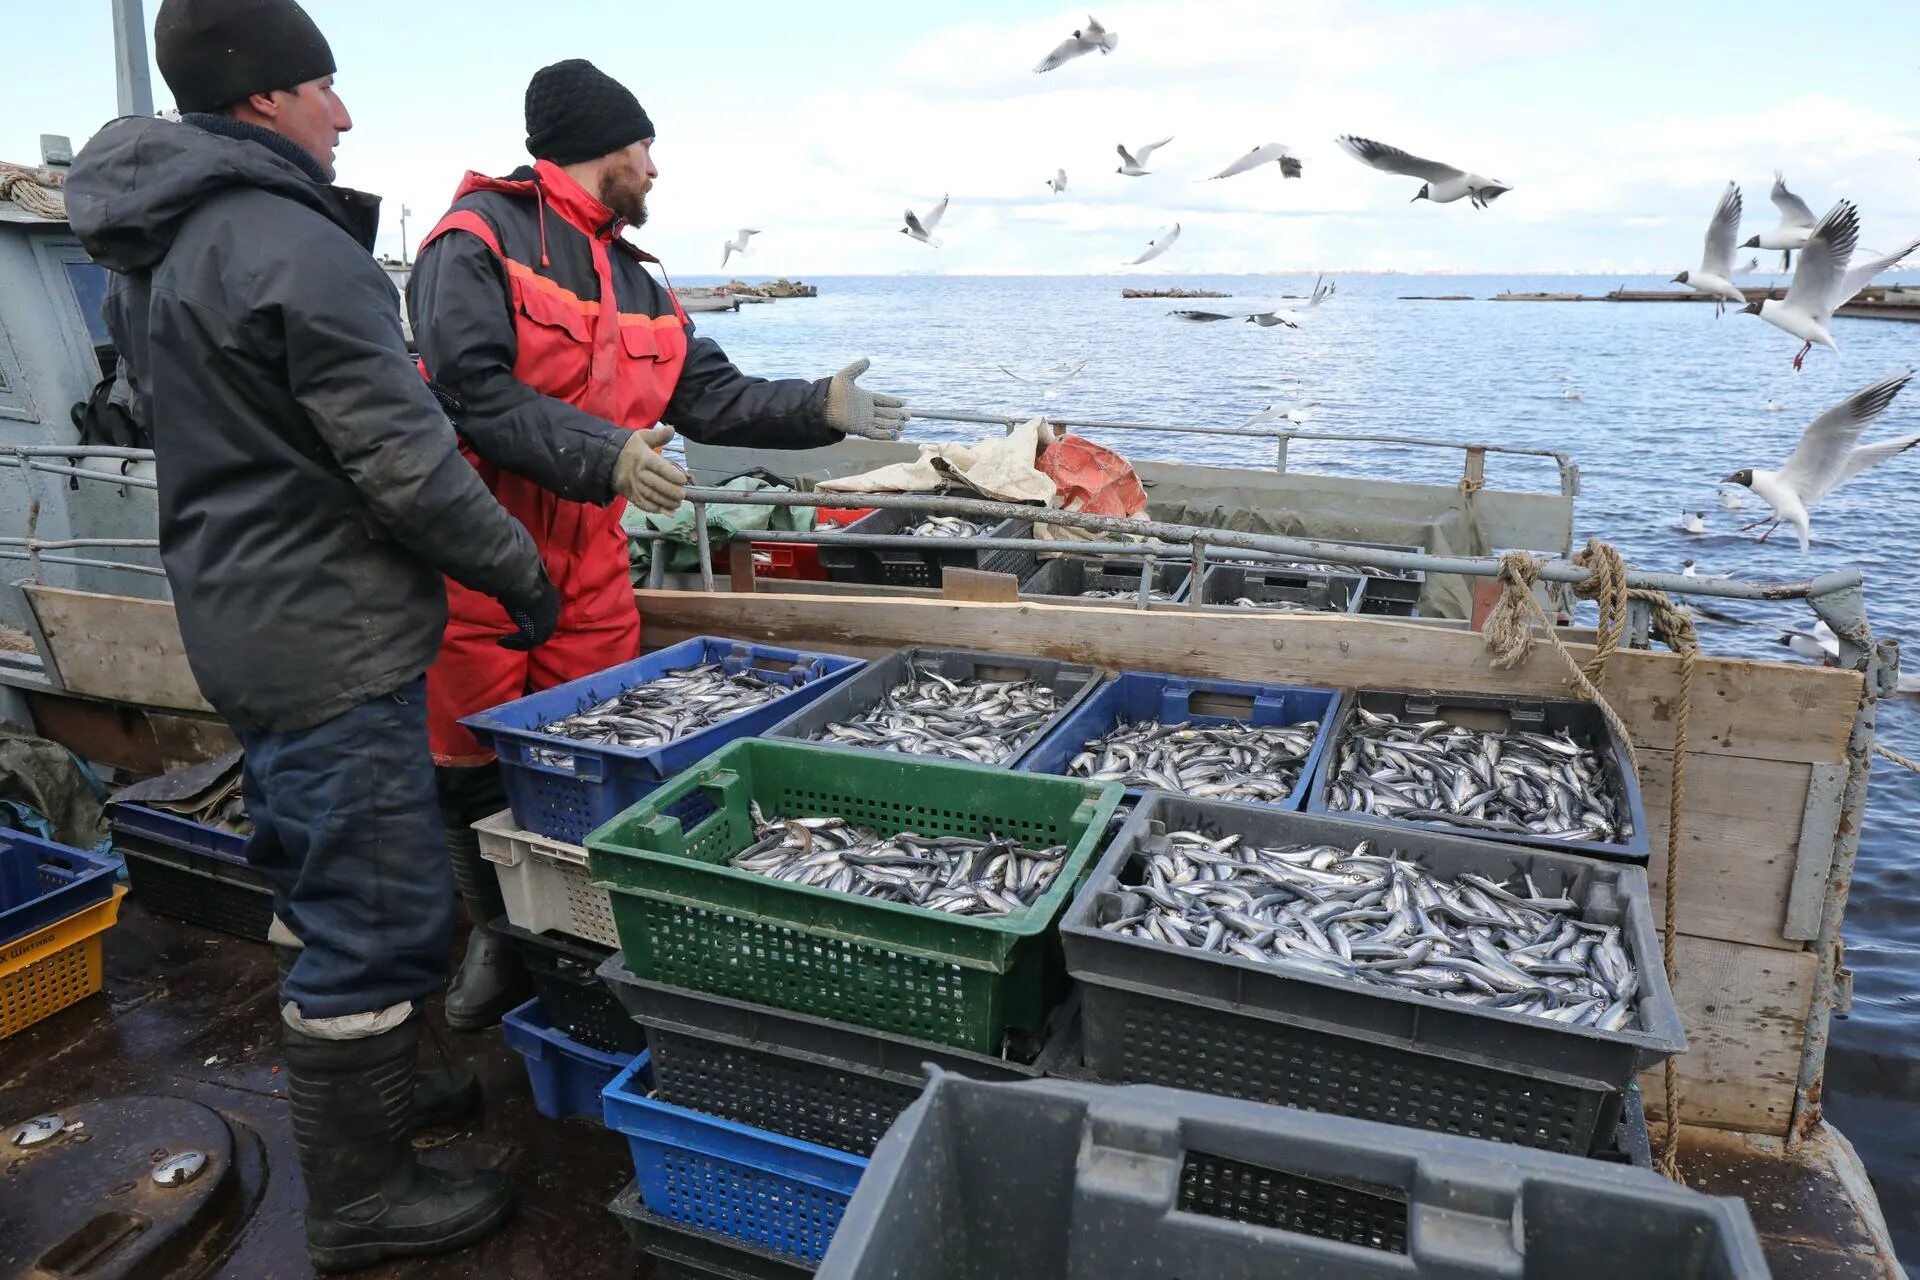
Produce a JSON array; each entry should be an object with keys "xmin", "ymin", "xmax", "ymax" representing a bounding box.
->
[
  {"xmin": 282, "ymin": 1019, "xmax": 514, "ymax": 1273},
  {"xmin": 444, "ymin": 824, "xmax": 528, "ymax": 1030},
  {"xmin": 275, "ymin": 946, "xmax": 480, "ymax": 1130}
]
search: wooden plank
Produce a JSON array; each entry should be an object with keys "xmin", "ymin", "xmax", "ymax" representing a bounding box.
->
[
  {"xmin": 726, "ymin": 538, "xmax": 757, "ymax": 595},
  {"xmin": 21, "ymin": 585, "xmax": 211, "ymax": 713},
  {"xmin": 1785, "ymin": 764, "xmax": 1848, "ymax": 941},
  {"xmin": 1637, "ymin": 750, "xmax": 1811, "ymax": 952},
  {"xmin": 941, "ymin": 569, "xmax": 1020, "ymax": 603},
  {"xmin": 634, "ymin": 591, "xmax": 1861, "ymax": 764},
  {"xmin": 1643, "ymin": 938, "xmax": 1817, "ymax": 1136}
]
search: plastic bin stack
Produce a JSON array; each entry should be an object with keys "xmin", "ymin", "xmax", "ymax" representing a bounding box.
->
[
  {"xmin": 0, "ymin": 832, "xmax": 125, "ymax": 1040},
  {"xmin": 107, "ymin": 801, "xmax": 272, "ymax": 942},
  {"xmin": 815, "ymin": 1073, "xmax": 1771, "ymax": 1279},
  {"xmin": 817, "ymin": 508, "xmax": 1039, "ymax": 589}
]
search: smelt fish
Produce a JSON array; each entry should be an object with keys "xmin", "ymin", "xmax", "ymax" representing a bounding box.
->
[
  {"xmin": 911, "ymin": 516, "xmax": 991, "ymax": 538},
  {"xmin": 808, "ymin": 665, "xmax": 1061, "ymax": 764},
  {"xmin": 1067, "ymin": 717, "xmax": 1321, "ymax": 805},
  {"xmin": 537, "ymin": 662, "xmax": 783, "ymax": 751}
]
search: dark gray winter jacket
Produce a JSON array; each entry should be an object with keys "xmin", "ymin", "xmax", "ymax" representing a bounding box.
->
[{"xmin": 65, "ymin": 115, "xmax": 546, "ymax": 733}]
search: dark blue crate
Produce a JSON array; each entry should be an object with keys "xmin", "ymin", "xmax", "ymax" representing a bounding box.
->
[
  {"xmin": 107, "ymin": 802, "xmax": 273, "ymax": 942},
  {"xmin": 106, "ymin": 801, "xmax": 248, "ymax": 860},
  {"xmin": 604, "ymin": 1053, "xmax": 866, "ymax": 1266},
  {"xmin": 461, "ymin": 637, "xmax": 866, "ymax": 844},
  {"xmin": 500, "ymin": 997, "xmax": 635, "ymax": 1121},
  {"xmin": 1016, "ymin": 670, "xmax": 1341, "ymax": 811},
  {"xmin": 0, "ymin": 830, "xmax": 118, "ymax": 949}
]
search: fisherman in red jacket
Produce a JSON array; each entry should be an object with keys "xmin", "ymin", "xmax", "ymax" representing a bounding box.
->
[{"xmin": 408, "ymin": 58, "xmax": 908, "ymax": 1027}]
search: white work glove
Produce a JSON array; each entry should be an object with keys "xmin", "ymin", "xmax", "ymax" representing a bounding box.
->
[
  {"xmin": 612, "ymin": 426, "xmax": 687, "ymax": 514},
  {"xmin": 823, "ymin": 358, "xmax": 909, "ymax": 440}
]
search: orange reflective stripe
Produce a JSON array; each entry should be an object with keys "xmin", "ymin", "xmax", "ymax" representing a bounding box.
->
[{"xmin": 418, "ymin": 208, "xmax": 501, "ymax": 258}]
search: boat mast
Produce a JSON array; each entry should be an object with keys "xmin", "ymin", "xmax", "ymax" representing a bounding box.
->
[{"xmin": 111, "ymin": 0, "xmax": 155, "ymax": 118}]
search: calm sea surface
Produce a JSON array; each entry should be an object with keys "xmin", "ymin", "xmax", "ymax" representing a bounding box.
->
[{"xmin": 678, "ymin": 272, "xmax": 1920, "ymax": 1268}]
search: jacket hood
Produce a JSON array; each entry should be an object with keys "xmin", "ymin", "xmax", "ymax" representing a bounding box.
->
[{"xmin": 66, "ymin": 115, "xmax": 378, "ymax": 271}]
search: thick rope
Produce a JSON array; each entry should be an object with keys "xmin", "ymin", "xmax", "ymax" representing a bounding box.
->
[
  {"xmin": 1481, "ymin": 539, "xmax": 1696, "ymax": 1179},
  {"xmin": 0, "ymin": 171, "xmax": 67, "ymax": 221},
  {"xmin": 1875, "ymin": 743, "xmax": 1920, "ymax": 773}
]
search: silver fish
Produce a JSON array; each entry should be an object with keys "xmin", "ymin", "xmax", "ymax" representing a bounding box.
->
[
  {"xmin": 911, "ymin": 516, "xmax": 991, "ymax": 538},
  {"xmin": 1225, "ymin": 596, "xmax": 1334, "ymax": 612},
  {"xmin": 535, "ymin": 662, "xmax": 784, "ymax": 753},
  {"xmin": 1324, "ymin": 707, "xmax": 1632, "ymax": 845},
  {"xmin": 808, "ymin": 666, "xmax": 1061, "ymax": 764},
  {"xmin": 1080, "ymin": 588, "xmax": 1176, "ymax": 602},
  {"xmin": 1097, "ymin": 827, "xmax": 1642, "ymax": 1029},
  {"xmin": 1067, "ymin": 718, "xmax": 1320, "ymax": 805},
  {"xmin": 731, "ymin": 801, "xmax": 1068, "ymax": 917}
]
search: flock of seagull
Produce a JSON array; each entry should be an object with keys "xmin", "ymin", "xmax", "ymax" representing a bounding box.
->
[{"xmin": 714, "ymin": 12, "xmax": 1920, "ymax": 572}]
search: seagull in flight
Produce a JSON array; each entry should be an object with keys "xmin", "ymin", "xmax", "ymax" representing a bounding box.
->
[
  {"xmin": 1246, "ymin": 275, "xmax": 1336, "ymax": 327},
  {"xmin": 719, "ymin": 228, "xmax": 760, "ymax": 269},
  {"xmin": 1204, "ymin": 143, "xmax": 1303, "ymax": 182},
  {"xmin": 1671, "ymin": 182, "xmax": 1745, "ymax": 315},
  {"xmin": 1742, "ymin": 201, "xmax": 1920, "ymax": 368},
  {"xmin": 1336, "ymin": 135, "xmax": 1509, "ymax": 208},
  {"xmin": 1722, "ymin": 369, "xmax": 1918, "ymax": 550},
  {"xmin": 1244, "ymin": 400, "xmax": 1318, "ymax": 425},
  {"xmin": 1774, "ymin": 619, "xmax": 1839, "ymax": 664},
  {"xmin": 997, "ymin": 358, "xmax": 1088, "ymax": 396},
  {"xmin": 1742, "ymin": 171, "xmax": 1816, "ymax": 272},
  {"xmin": 1126, "ymin": 223, "xmax": 1180, "ymax": 265},
  {"xmin": 1033, "ymin": 15, "xmax": 1118, "ymax": 72},
  {"xmin": 1047, "ymin": 169, "xmax": 1067, "ymax": 194},
  {"xmin": 1116, "ymin": 137, "xmax": 1173, "ymax": 177},
  {"xmin": 900, "ymin": 195, "xmax": 948, "ymax": 247}
]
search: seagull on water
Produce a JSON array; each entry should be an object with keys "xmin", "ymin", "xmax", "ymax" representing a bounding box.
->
[
  {"xmin": 1722, "ymin": 369, "xmax": 1918, "ymax": 550},
  {"xmin": 1116, "ymin": 138, "xmax": 1173, "ymax": 177},
  {"xmin": 1671, "ymin": 182, "xmax": 1745, "ymax": 315},
  {"xmin": 719, "ymin": 228, "xmax": 760, "ymax": 269},
  {"xmin": 1677, "ymin": 510, "xmax": 1707, "ymax": 535},
  {"xmin": 1681, "ymin": 559, "xmax": 1735, "ymax": 580},
  {"xmin": 1244, "ymin": 400, "xmax": 1318, "ymax": 425},
  {"xmin": 1717, "ymin": 488, "xmax": 1745, "ymax": 513},
  {"xmin": 1033, "ymin": 15, "xmax": 1118, "ymax": 72},
  {"xmin": 1204, "ymin": 143, "xmax": 1303, "ymax": 182},
  {"xmin": 1742, "ymin": 171, "xmax": 1816, "ymax": 272},
  {"xmin": 1126, "ymin": 223, "xmax": 1180, "ymax": 266},
  {"xmin": 1336, "ymin": 135, "xmax": 1509, "ymax": 208},
  {"xmin": 1047, "ymin": 169, "xmax": 1068, "ymax": 194},
  {"xmin": 900, "ymin": 195, "xmax": 948, "ymax": 247},
  {"xmin": 1741, "ymin": 201, "xmax": 1920, "ymax": 369}
]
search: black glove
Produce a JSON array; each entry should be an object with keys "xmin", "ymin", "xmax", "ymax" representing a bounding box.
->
[{"xmin": 496, "ymin": 569, "xmax": 560, "ymax": 651}]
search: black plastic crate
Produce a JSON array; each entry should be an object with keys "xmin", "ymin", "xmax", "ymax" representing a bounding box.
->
[
  {"xmin": 490, "ymin": 918, "xmax": 644, "ymax": 1055},
  {"xmin": 1193, "ymin": 562, "xmax": 1367, "ymax": 613},
  {"xmin": 1019, "ymin": 555, "xmax": 1193, "ymax": 605},
  {"xmin": 108, "ymin": 804, "xmax": 273, "ymax": 943},
  {"xmin": 814, "ymin": 1072, "xmax": 1770, "ymax": 1280},
  {"xmin": 817, "ymin": 507, "xmax": 1037, "ymax": 588},
  {"xmin": 1596, "ymin": 1086, "xmax": 1654, "ymax": 1169},
  {"xmin": 762, "ymin": 645, "xmax": 1106, "ymax": 769},
  {"xmin": 609, "ymin": 1181, "xmax": 814, "ymax": 1279},
  {"xmin": 598, "ymin": 956, "xmax": 1080, "ymax": 1156},
  {"xmin": 1306, "ymin": 687, "xmax": 1652, "ymax": 863},
  {"xmin": 1059, "ymin": 794, "xmax": 1685, "ymax": 1156}
]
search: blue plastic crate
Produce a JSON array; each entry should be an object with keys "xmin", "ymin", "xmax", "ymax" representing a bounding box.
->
[
  {"xmin": 500, "ymin": 997, "xmax": 636, "ymax": 1121},
  {"xmin": 1016, "ymin": 669, "xmax": 1341, "ymax": 811},
  {"xmin": 604, "ymin": 1053, "xmax": 866, "ymax": 1266},
  {"xmin": 106, "ymin": 801, "xmax": 248, "ymax": 860},
  {"xmin": 0, "ymin": 830, "xmax": 119, "ymax": 949},
  {"xmin": 461, "ymin": 637, "xmax": 866, "ymax": 844},
  {"xmin": 107, "ymin": 802, "xmax": 273, "ymax": 942}
]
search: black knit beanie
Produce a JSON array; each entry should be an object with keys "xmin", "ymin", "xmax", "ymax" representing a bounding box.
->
[
  {"xmin": 154, "ymin": 0, "xmax": 336, "ymax": 114},
  {"xmin": 525, "ymin": 59, "xmax": 655, "ymax": 165}
]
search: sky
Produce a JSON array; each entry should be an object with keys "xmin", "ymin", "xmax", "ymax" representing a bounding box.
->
[{"xmin": 6, "ymin": 0, "xmax": 1918, "ymax": 275}]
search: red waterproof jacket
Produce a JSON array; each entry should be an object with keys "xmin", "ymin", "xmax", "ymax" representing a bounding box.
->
[{"xmin": 409, "ymin": 161, "xmax": 841, "ymax": 763}]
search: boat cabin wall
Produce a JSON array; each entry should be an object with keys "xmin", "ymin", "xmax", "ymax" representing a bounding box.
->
[{"xmin": 0, "ymin": 219, "xmax": 168, "ymax": 630}]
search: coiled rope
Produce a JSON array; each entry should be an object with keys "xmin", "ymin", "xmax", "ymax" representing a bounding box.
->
[
  {"xmin": 0, "ymin": 171, "xmax": 67, "ymax": 221},
  {"xmin": 1482, "ymin": 539, "xmax": 1696, "ymax": 1179}
]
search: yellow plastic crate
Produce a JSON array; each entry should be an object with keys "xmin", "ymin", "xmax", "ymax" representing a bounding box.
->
[{"xmin": 0, "ymin": 884, "xmax": 124, "ymax": 1039}]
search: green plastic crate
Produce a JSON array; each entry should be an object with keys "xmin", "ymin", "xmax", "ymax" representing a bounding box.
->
[{"xmin": 586, "ymin": 738, "xmax": 1120, "ymax": 1054}]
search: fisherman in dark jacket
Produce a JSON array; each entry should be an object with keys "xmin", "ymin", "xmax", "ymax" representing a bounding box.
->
[
  {"xmin": 408, "ymin": 57, "xmax": 911, "ymax": 1027},
  {"xmin": 65, "ymin": 0, "xmax": 542, "ymax": 1268}
]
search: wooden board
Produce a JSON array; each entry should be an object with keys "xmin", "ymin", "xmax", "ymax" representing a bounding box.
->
[
  {"xmin": 1643, "ymin": 938, "xmax": 1817, "ymax": 1135},
  {"xmin": 22, "ymin": 585, "xmax": 211, "ymax": 713},
  {"xmin": 1637, "ymin": 750, "xmax": 1812, "ymax": 953},
  {"xmin": 634, "ymin": 591, "xmax": 1862, "ymax": 764}
]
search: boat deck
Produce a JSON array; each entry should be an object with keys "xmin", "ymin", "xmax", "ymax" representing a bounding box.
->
[{"xmin": 0, "ymin": 900, "xmax": 1898, "ymax": 1279}]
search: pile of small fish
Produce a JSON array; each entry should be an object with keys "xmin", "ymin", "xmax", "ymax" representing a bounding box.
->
[
  {"xmin": 1258, "ymin": 559, "xmax": 1410, "ymax": 581},
  {"xmin": 731, "ymin": 802, "xmax": 1068, "ymax": 916},
  {"xmin": 1224, "ymin": 596, "xmax": 1330, "ymax": 612},
  {"xmin": 537, "ymin": 663, "xmax": 784, "ymax": 750},
  {"xmin": 910, "ymin": 515, "xmax": 991, "ymax": 538},
  {"xmin": 1099, "ymin": 828, "xmax": 1640, "ymax": 1030},
  {"xmin": 807, "ymin": 666, "xmax": 1061, "ymax": 764},
  {"xmin": 1080, "ymin": 588, "xmax": 1175, "ymax": 602},
  {"xmin": 1068, "ymin": 718, "xmax": 1321, "ymax": 804},
  {"xmin": 1324, "ymin": 707, "xmax": 1632, "ymax": 844}
]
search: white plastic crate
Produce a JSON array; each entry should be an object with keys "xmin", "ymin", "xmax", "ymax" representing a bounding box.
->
[{"xmin": 474, "ymin": 808, "xmax": 618, "ymax": 949}]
